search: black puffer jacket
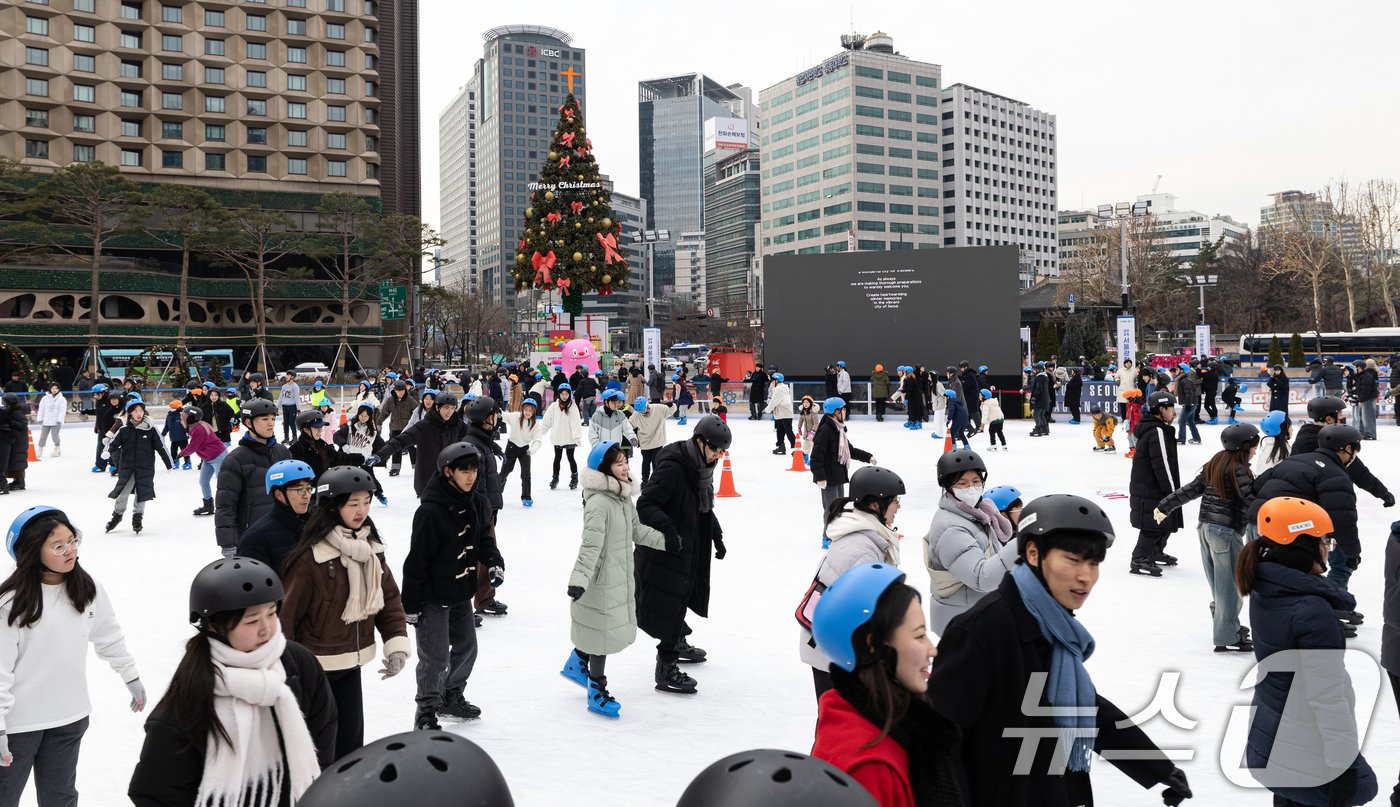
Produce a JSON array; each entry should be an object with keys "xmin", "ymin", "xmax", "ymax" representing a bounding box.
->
[
  {"xmin": 1292, "ymin": 423, "xmax": 1392, "ymax": 504},
  {"xmin": 635, "ymin": 441, "xmax": 723, "ymax": 638},
  {"xmin": 128, "ymin": 639, "xmax": 338, "ymax": 807},
  {"xmin": 460, "ymin": 422, "xmax": 504, "ymax": 511},
  {"xmin": 1353, "ymin": 368, "xmax": 1380, "ymax": 402},
  {"xmin": 1267, "ymin": 373, "xmax": 1290, "ymax": 411},
  {"xmin": 214, "ymin": 433, "xmax": 292, "ymax": 549},
  {"xmin": 288, "ymin": 434, "xmax": 361, "ymax": 479},
  {"xmin": 401, "ymin": 472, "xmax": 500, "ymax": 613},
  {"xmin": 1156, "ymin": 464, "xmax": 1254, "ymax": 532},
  {"xmin": 375, "ymin": 407, "xmax": 467, "ymax": 496},
  {"xmin": 1382, "ymin": 522, "xmax": 1400, "ymax": 675},
  {"xmin": 809, "ymin": 415, "xmax": 872, "ymax": 488},
  {"xmin": 1250, "ymin": 448, "xmax": 1359, "ymax": 560},
  {"xmin": 107, "ymin": 420, "xmax": 173, "ymax": 502},
  {"xmin": 1130, "ymin": 414, "xmax": 1182, "ymax": 531},
  {"xmin": 1175, "ymin": 373, "xmax": 1198, "ymax": 406},
  {"xmin": 236, "ymin": 502, "xmax": 309, "ymax": 575}
]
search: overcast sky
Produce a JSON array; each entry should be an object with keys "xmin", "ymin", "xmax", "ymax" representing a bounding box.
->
[{"xmin": 420, "ymin": 1, "xmax": 1400, "ymax": 235}]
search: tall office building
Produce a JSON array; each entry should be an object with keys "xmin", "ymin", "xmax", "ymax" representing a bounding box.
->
[
  {"xmin": 375, "ymin": 0, "xmax": 418, "ymax": 217},
  {"xmin": 674, "ymin": 231, "xmax": 706, "ymax": 309},
  {"xmin": 437, "ymin": 80, "xmax": 478, "ymax": 291},
  {"xmin": 757, "ymin": 33, "xmax": 943, "ymax": 258},
  {"xmin": 1058, "ymin": 194, "xmax": 1247, "ymax": 275},
  {"xmin": 1261, "ymin": 189, "xmax": 1363, "ymax": 257},
  {"xmin": 704, "ymin": 146, "xmax": 760, "ymax": 316},
  {"xmin": 467, "ymin": 25, "xmax": 585, "ymax": 309},
  {"xmin": 940, "ymin": 83, "xmax": 1058, "ymax": 279},
  {"xmin": 638, "ymin": 73, "xmax": 752, "ymax": 294}
]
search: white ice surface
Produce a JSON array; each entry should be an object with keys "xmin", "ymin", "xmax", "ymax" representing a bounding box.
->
[{"xmin": 5, "ymin": 415, "xmax": 1400, "ymax": 805}]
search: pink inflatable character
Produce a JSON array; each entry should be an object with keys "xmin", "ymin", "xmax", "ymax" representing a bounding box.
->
[{"xmin": 559, "ymin": 337, "xmax": 601, "ymax": 375}]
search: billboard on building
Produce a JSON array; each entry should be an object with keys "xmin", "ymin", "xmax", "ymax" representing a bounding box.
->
[{"xmin": 704, "ymin": 116, "xmax": 749, "ymax": 151}]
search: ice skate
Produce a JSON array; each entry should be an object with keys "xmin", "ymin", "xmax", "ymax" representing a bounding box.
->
[
  {"xmin": 181, "ymin": 459, "xmax": 191, "ymax": 470},
  {"xmin": 522, "ymin": 498, "xmax": 533, "ymax": 507},
  {"xmin": 569, "ymin": 473, "xmax": 578, "ymax": 490},
  {"xmin": 654, "ymin": 659, "xmax": 697, "ymax": 694},
  {"xmin": 561, "ymin": 650, "xmax": 589, "ymax": 688},
  {"xmin": 91, "ymin": 465, "xmax": 103, "ymax": 473},
  {"xmin": 131, "ymin": 513, "xmax": 143, "ymax": 534},
  {"xmin": 772, "ymin": 448, "xmax": 785, "ymax": 455},
  {"xmin": 1336, "ymin": 609, "xmax": 1365, "ymax": 625},
  {"xmin": 389, "ymin": 467, "xmax": 400, "ymax": 477},
  {"xmin": 1129, "ymin": 560, "xmax": 1162, "ymax": 577},
  {"xmin": 376, "ymin": 494, "xmax": 389, "ymax": 506},
  {"xmin": 587, "ymin": 676, "xmax": 621, "ymax": 719},
  {"xmin": 105, "ymin": 512, "xmax": 122, "ymax": 533},
  {"xmin": 437, "ymin": 689, "xmax": 481, "ymax": 722},
  {"xmin": 550, "ymin": 474, "xmax": 559, "ymax": 490},
  {"xmin": 1214, "ymin": 636, "xmax": 1253, "ymax": 653},
  {"xmin": 675, "ymin": 641, "xmax": 707, "ymax": 664},
  {"xmin": 1206, "ymin": 418, "xmax": 1219, "ymax": 425},
  {"xmin": 414, "ymin": 708, "xmax": 441, "ymax": 731},
  {"xmin": 1103, "ymin": 446, "xmax": 1116, "ymax": 453},
  {"xmin": 1152, "ymin": 552, "xmax": 1178, "ymax": 567},
  {"xmin": 480, "ymin": 600, "xmax": 508, "ymax": 617},
  {"xmin": 1092, "ymin": 446, "xmax": 1103, "ymax": 452},
  {"xmin": 193, "ymin": 498, "xmax": 214, "ymax": 516}
]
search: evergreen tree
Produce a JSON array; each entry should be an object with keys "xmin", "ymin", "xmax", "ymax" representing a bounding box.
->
[
  {"xmin": 1267, "ymin": 335, "xmax": 1284, "ymax": 367},
  {"xmin": 1287, "ymin": 332, "xmax": 1306, "ymax": 367},
  {"xmin": 513, "ymin": 93, "xmax": 630, "ymax": 319},
  {"xmin": 1035, "ymin": 319, "xmax": 1060, "ymax": 362}
]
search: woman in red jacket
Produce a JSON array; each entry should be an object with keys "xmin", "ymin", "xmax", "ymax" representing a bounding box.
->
[{"xmin": 810, "ymin": 563, "xmax": 965, "ymax": 807}]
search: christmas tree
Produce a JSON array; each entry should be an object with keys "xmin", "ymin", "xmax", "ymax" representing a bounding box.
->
[{"xmin": 513, "ymin": 88, "xmax": 630, "ymax": 319}]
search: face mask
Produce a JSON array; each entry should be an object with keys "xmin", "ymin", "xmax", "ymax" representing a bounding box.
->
[{"xmin": 954, "ymin": 486, "xmax": 984, "ymax": 506}]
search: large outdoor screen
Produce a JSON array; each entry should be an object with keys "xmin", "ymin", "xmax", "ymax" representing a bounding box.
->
[{"xmin": 763, "ymin": 246, "xmax": 1023, "ymax": 378}]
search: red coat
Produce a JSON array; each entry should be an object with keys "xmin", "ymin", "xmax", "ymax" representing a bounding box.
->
[{"xmin": 811, "ymin": 689, "xmax": 913, "ymax": 807}]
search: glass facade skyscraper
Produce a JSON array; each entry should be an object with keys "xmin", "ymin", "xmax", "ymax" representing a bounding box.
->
[{"xmin": 704, "ymin": 147, "xmax": 761, "ymax": 316}]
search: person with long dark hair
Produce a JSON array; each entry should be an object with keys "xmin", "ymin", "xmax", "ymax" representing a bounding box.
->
[
  {"xmin": 810, "ymin": 562, "xmax": 963, "ymax": 807},
  {"xmin": 279, "ymin": 467, "xmax": 410, "ymax": 759},
  {"xmin": 1253, "ymin": 411, "xmax": 1291, "ymax": 476},
  {"xmin": 543, "ymin": 385, "xmax": 582, "ymax": 490},
  {"xmin": 1154, "ymin": 424, "xmax": 1259, "ymax": 652},
  {"xmin": 129, "ymin": 557, "xmax": 336, "ymax": 806},
  {"xmin": 1237, "ymin": 497, "xmax": 1377, "ymax": 807},
  {"xmin": 0, "ymin": 506, "xmax": 145, "ymax": 805}
]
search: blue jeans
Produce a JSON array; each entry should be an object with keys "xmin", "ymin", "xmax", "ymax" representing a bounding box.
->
[
  {"xmin": 1199, "ymin": 523, "xmax": 1244, "ymax": 646},
  {"xmin": 1328, "ymin": 546, "xmax": 1354, "ymax": 589},
  {"xmin": 1356, "ymin": 400, "xmax": 1377, "ymax": 439},
  {"xmin": 1177, "ymin": 405, "xmax": 1200, "ymax": 442},
  {"xmin": 198, "ymin": 453, "xmax": 225, "ymax": 500}
]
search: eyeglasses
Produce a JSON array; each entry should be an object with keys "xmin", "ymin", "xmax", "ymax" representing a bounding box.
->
[
  {"xmin": 285, "ymin": 485, "xmax": 314, "ymax": 496},
  {"xmin": 47, "ymin": 537, "xmax": 81, "ymax": 555},
  {"xmin": 1322, "ymin": 538, "xmax": 1337, "ymax": 550}
]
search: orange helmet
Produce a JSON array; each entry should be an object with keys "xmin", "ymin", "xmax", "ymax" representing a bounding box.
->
[
  {"xmin": 1257, "ymin": 497, "xmax": 1333, "ymax": 544},
  {"xmin": 1123, "ymin": 389, "xmax": 1143, "ymax": 399},
  {"xmin": 169, "ymin": 400, "xmax": 183, "ymax": 409},
  {"xmin": 874, "ymin": 364, "xmax": 884, "ymax": 372}
]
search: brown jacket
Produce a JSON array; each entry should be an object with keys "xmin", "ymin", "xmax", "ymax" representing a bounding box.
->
[
  {"xmin": 279, "ymin": 534, "xmax": 412, "ymax": 671},
  {"xmin": 626, "ymin": 374, "xmax": 646, "ymax": 403}
]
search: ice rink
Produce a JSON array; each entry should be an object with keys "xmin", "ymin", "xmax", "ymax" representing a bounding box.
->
[{"xmin": 6, "ymin": 410, "xmax": 1399, "ymax": 805}]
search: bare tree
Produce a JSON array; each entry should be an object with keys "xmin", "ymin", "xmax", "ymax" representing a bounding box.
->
[
  {"xmin": 1319, "ymin": 179, "xmax": 1361, "ymax": 330},
  {"xmin": 144, "ymin": 185, "xmax": 221, "ymax": 349},
  {"xmin": 204, "ymin": 207, "xmax": 304, "ymax": 376},
  {"xmin": 367, "ymin": 213, "xmax": 446, "ymax": 372},
  {"xmin": 310, "ymin": 193, "xmax": 378, "ymax": 378},
  {"xmin": 1359, "ymin": 178, "xmax": 1400, "ymax": 326},
  {"xmin": 1264, "ymin": 227, "xmax": 1337, "ymax": 333},
  {"xmin": 419, "ymin": 274, "xmax": 509, "ymax": 368}
]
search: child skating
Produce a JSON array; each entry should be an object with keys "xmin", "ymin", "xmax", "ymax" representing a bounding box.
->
[
  {"xmin": 1124, "ymin": 388, "xmax": 1143, "ymax": 458},
  {"xmin": 336, "ymin": 401, "xmax": 388, "ymax": 505},
  {"xmin": 499, "ymin": 394, "xmax": 545, "ymax": 506},
  {"xmin": 104, "ymin": 399, "xmax": 173, "ymax": 534},
  {"xmin": 1091, "ymin": 405, "xmax": 1118, "ymax": 453},
  {"xmin": 979, "ymin": 389, "xmax": 1006, "ymax": 451},
  {"xmin": 161, "ymin": 400, "xmax": 191, "ymax": 469}
]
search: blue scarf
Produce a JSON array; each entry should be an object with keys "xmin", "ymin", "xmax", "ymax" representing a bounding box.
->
[{"xmin": 1011, "ymin": 563, "xmax": 1098, "ymax": 772}]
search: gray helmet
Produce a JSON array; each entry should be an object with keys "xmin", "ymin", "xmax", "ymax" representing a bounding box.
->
[
  {"xmin": 1146, "ymin": 391, "xmax": 1176, "ymax": 411},
  {"xmin": 298, "ymin": 731, "xmax": 513, "ymax": 807},
  {"xmin": 676, "ymin": 749, "xmax": 877, "ymax": 807},
  {"xmin": 936, "ymin": 449, "xmax": 986, "ymax": 487},
  {"xmin": 250, "ymin": 372, "xmax": 267, "ymax": 383},
  {"xmin": 465, "ymin": 396, "xmax": 497, "ymax": 424},
  {"xmin": 849, "ymin": 466, "xmax": 905, "ymax": 503},
  {"xmin": 1306, "ymin": 396, "xmax": 1347, "ymax": 421},
  {"xmin": 315, "ymin": 466, "xmax": 378, "ymax": 502},
  {"xmin": 295, "ymin": 410, "xmax": 326, "ymax": 430},
  {"xmin": 182, "ymin": 405, "xmax": 203, "ymax": 422},
  {"xmin": 1318, "ymin": 424, "xmax": 1363, "ymax": 452},
  {"xmin": 1015, "ymin": 494, "xmax": 1115, "ymax": 555},
  {"xmin": 438, "ymin": 441, "xmax": 482, "ymax": 471},
  {"xmin": 393, "ymin": 380, "xmax": 407, "ymax": 392},
  {"xmin": 691, "ymin": 414, "xmax": 732, "ymax": 451},
  {"xmin": 188, "ymin": 557, "xmax": 284, "ymax": 625},
  {"xmin": 240, "ymin": 398, "xmax": 278, "ymax": 420},
  {"xmin": 1220, "ymin": 423, "xmax": 1260, "ymax": 452}
]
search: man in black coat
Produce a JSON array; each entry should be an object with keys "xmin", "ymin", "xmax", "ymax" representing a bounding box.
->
[
  {"xmin": 1267, "ymin": 365, "xmax": 1290, "ymax": 413},
  {"xmin": 1129, "ymin": 391, "xmax": 1181, "ymax": 576},
  {"xmin": 1353, "ymin": 359, "xmax": 1381, "ymax": 439},
  {"xmin": 236, "ymin": 462, "xmax": 316, "ymax": 574},
  {"xmin": 1293, "ymin": 398, "xmax": 1395, "ymax": 510},
  {"xmin": 959, "ymin": 361, "xmax": 982, "ymax": 431},
  {"xmin": 458, "ymin": 396, "xmax": 506, "ymax": 617},
  {"xmin": 1200, "ymin": 361, "xmax": 1221, "ymax": 423},
  {"xmin": 636, "ymin": 415, "xmax": 731, "ymax": 694},
  {"xmin": 1030, "ymin": 364, "xmax": 1053, "ymax": 436},
  {"xmin": 748, "ymin": 364, "xmax": 769, "ymax": 420},
  {"xmin": 372, "ymin": 395, "xmax": 466, "ymax": 496},
  {"xmin": 809, "ymin": 399, "xmax": 874, "ymax": 536},
  {"xmin": 214, "ymin": 399, "xmax": 292, "ymax": 557}
]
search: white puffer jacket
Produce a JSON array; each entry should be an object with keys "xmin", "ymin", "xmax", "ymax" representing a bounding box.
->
[
  {"xmin": 36, "ymin": 392, "xmax": 67, "ymax": 426},
  {"xmin": 542, "ymin": 400, "xmax": 583, "ymax": 448},
  {"xmin": 501, "ymin": 410, "xmax": 545, "ymax": 454},
  {"xmin": 797, "ymin": 510, "xmax": 899, "ymax": 670}
]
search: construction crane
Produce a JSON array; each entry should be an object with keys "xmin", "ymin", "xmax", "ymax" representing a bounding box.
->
[{"xmin": 1151, "ymin": 174, "xmax": 1163, "ymax": 194}]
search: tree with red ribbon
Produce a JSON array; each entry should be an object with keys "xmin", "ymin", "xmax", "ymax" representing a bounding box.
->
[{"xmin": 512, "ymin": 92, "xmax": 631, "ymax": 317}]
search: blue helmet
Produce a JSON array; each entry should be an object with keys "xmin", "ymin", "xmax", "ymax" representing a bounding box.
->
[
  {"xmin": 977, "ymin": 365, "xmax": 988, "ymax": 373},
  {"xmin": 671, "ymin": 374, "xmax": 680, "ymax": 381},
  {"xmin": 979, "ymin": 389, "xmax": 993, "ymax": 400},
  {"xmin": 90, "ymin": 383, "xmax": 108, "ymax": 394},
  {"xmin": 1023, "ymin": 366, "xmax": 1033, "ymax": 373},
  {"xmin": 822, "ymin": 396, "xmax": 846, "ymax": 415},
  {"xmin": 1260, "ymin": 410, "xmax": 1288, "ymax": 437},
  {"xmin": 811, "ymin": 563, "xmax": 908, "ymax": 672},
  {"xmin": 1108, "ymin": 364, "xmax": 1118, "ymax": 371},
  {"xmin": 772, "ymin": 373, "xmax": 784, "ymax": 383},
  {"xmin": 601, "ymin": 389, "xmax": 624, "ymax": 402},
  {"xmin": 6, "ymin": 506, "xmax": 61, "ymax": 560},
  {"xmin": 356, "ymin": 400, "xmax": 376, "ymax": 413},
  {"xmin": 421, "ymin": 388, "xmax": 440, "ymax": 399},
  {"xmin": 1237, "ymin": 383, "xmax": 1248, "ymax": 393},
  {"xmin": 124, "ymin": 397, "xmax": 146, "ymax": 412},
  {"xmin": 266, "ymin": 459, "xmax": 315, "ymax": 496},
  {"xmin": 1177, "ymin": 363, "xmax": 1190, "ymax": 373},
  {"xmin": 558, "ymin": 383, "xmax": 572, "ymax": 392},
  {"xmin": 587, "ymin": 441, "xmax": 619, "ymax": 471},
  {"xmin": 313, "ymin": 380, "xmax": 325, "ymax": 390},
  {"xmin": 942, "ymin": 389, "xmax": 957, "ymax": 399},
  {"xmin": 464, "ymin": 393, "xmax": 478, "ymax": 401},
  {"xmin": 386, "ymin": 372, "xmax": 398, "ymax": 380},
  {"xmin": 203, "ymin": 381, "xmax": 217, "ymax": 389},
  {"xmin": 836, "ymin": 361, "xmax": 846, "ymax": 368},
  {"xmin": 984, "ymin": 485, "xmax": 1023, "ymax": 512},
  {"xmin": 634, "ymin": 397, "xmax": 649, "ymax": 412},
  {"xmin": 226, "ymin": 387, "xmax": 238, "ymax": 396}
]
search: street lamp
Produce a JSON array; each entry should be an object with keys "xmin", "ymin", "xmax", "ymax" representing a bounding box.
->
[
  {"xmin": 1095, "ymin": 201, "xmax": 1151, "ymax": 315},
  {"xmin": 1180, "ymin": 274, "xmax": 1218, "ymax": 325},
  {"xmin": 632, "ymin": 229, "xmax": 671, "ymax": 327}
]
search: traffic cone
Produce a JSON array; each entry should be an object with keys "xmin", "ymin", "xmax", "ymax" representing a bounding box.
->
[
  {"xmin": 788, "ymin": 434, "xmax": 807, "ymax": 472},
  {"xmin": 941, "ymin": 429, "xmax": 954, "ymax": 454},
  {"xmin": 339, "ymin": 404, "xmax": 348, "ymax": 428},
  {"xmin": 25, "ymin": 430, "xmax": 39, "ymax": 463},
  {"xmin": 716, "ymin": 450, "xmax": 741, "ymax": 497}
]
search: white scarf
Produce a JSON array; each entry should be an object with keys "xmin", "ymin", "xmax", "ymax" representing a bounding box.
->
[
  {"xmin": 322, "ymin": 525, "xmax": 384, "ymax": 623},
  {"xmin": 198, "ymin": 628, "xmax": 320, "ymax": 807}
]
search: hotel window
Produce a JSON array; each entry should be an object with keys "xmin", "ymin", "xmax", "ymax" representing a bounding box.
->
[
  {"xmin": 287, "ymin": 158, "xmax": 307, "ymax": 175},
  {"xmin": 247, "ymin": 155, "xmax": 267, "ymax": 172},
  {"xmin": 24, "ymin": 140, "xmax": 48, "ymax": 159},
  {"xmin": 160, "ymin": 4, "xmax": 181, "ymax": 22},
  {"xmin": 205, "ymin": 153, "xmax": 226, "ymax": 170},
  {"xmin": 327, "ymin": 78, "xmax": 345, "ymax": 94},
  {"xmin": 24, "ymin": 109, "xmax": 49, "ymax": 128},
  {"xmin": 327, "ymin": 105, "xmax": 347, "ymax": 122},
  {"xmin": 204, "ymin": 9, "xmax": 224, "ymax": 25},
  {"xmin": 326, "ymin": 50, "xmax": 346, "ymax": 67},
  {"xmin": 161, "ymin": 92, "xmax": 183, "ymax": 109},
  {"xmin": 205, "ymin": 124, "xmax": 226, "ymax": 141},
  {"xmin": 246, "ymin": 42, "xmax": 266, "ymax": 59},
  {"xmin": 24, "ymin": 47, "xmax": 48, "ymax": 66},
  {"xmin": 74, "ymin": 24, "xmax": 96, "ymax": 42},
  {"xmin": 120, "ymin": 148, "xmax": 142, "ymax": 167},
  {"xmin": 161, "ymin": 150, "xmax": 183, "ymax": 168},
  {"xmin": 73, "ymin": 84, "xmax": 96, "ymax": 103},
  {"xmin": 327, "ymin": 132, "xmax": 346, "ymax": 149},
  {"xmin": 246, "ymin": 70, "xmax": 266, "ymax": 88},
  {"xmin": 205, "ymin": 38, "xmax": 225, "ymax": 55},
  {"xmin": 161, "ymin": 121, "xmax": 183, "ymax": 139},
  {"xmin": 24, "ymin": 78, "xmax": 48, "ymax": 97},
  {"xmin": 73, "ymin": 144, "xmax": 96, "ymax": 162},
  {"xmin": 161, "ymin": 63, "xmax": 183, "ymax": 81},
  {"xmin": 73, "ymin": 54, "xmax": 95, "ymax": 72},
  {"xmin": 205, "ymin": 67, "xmax": 225, "ymax": 84},
  {"xmin": 245, "ymin": 98, "xmax": 266, "ymax": 115},
  {"xmin": 287, "ymin": 102, "xmax": 307, "ymax": 119},
  {"xmin": 204, "ymin": 95, "xmax": 225, "ymax": 113},
  {"xmin": 246, "ymin": 14, "xmax": 266, "ymax": 31},
  {"xmin": 287, "ymin": 74, "xmax": 307, "ymax": 91},
  {"xmin": 24, "ymin": 15, "xmax": 48, "ymax": 34},
  {"xmin": 287, "ymin": 130, "xmax": 308, "ymax": 147},
  {"xmin": 286, "ymin": 18, "xmax": 306, "ymax": 35},
  {"xmin": 121, "ymin": 120, "xmax": 141, "ymax": 137},
  {"xmin": 327, "ymin": 160, "xmax": 347, "ymax": 177},
  {"xmin": 326, "ymin": 22, "xmax": 345, "ymax": 39},
  {"xmin": 287, "ymin": 47, "xmax": 306, "ymax": 63}
]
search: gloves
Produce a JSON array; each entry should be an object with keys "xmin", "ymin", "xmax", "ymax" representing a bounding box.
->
[
  {"xmin": 362, "ymin": 454, "xmax": 381, "ymax": 467},
  {"xmin": 663, "ymin": 529, "xmax": 683, "ymax": 554},
  {"xmin": 1325, "ymin": 767, "xmax": 1356, "ymax": 807},
  {"xmin": 1152, "ymin": 508, "xmax": 1167, "ymax": 525},
  {"xmin": 629, "ymin": 438, "xmax": 640, "ymax": 449},
  {"xmin": 816, "ymin": 480, "xmax": 827, "ymax": 490},
  {"xmin": 714, "ymin": 535, "xmax": 727, "ymax": 561},
  {"xmin": 0, "ymin": 734, "xmax": 8, "ymax": 767},
  {"xmin": 378, "ymin": 650, "xmax": 408, "ymax": 679},
  {"xmin": 405, "ymin": 612, "xmax": 419, "ymax": 626},
  {"xmin": 1384, "ymin": 493, "xmax": 1395, "ymax": 508},
  {"xmin": 1160, "ymin": 766, "xmax": 1191, "ymax": 805},
  {"xmin": 488, "ymin": 566, "xmax": 505, "ymax": 588},
  {"xmin": 126, "ymin": 678, "xmax": 147, "ymax": 712},
  {"xmin": 1346, "ymin": 553, "xmax": 1360, "ymax": 571},
  {"xmin": 567, "ymin": 585, "xmax": 584, "ymax": 601},
  {"xmin": 101, "ymin": 450, "xmax": 110, "ymax": 461},
  {"xmin": 868, "ymin": 456, "xmax": 878, "ymax": 466}
]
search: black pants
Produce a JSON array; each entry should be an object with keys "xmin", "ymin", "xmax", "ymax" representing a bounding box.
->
[
  {"xmin": 1202, "ymin": 392, "xmax": 1218, "ymax": 420},
  {"xmin": 1067, "ymin": 399, "xmax": 1081, "ymax": 422},
  {"xmin": 500, "ymin": 442, "xmax": 532, "ymax": 500},
  {"xmin": 474, "ymin": 510, "xmax": 500, "ymax": 609},
  {"xmin": 812, "ymin": 667, "xmax": 833, "ymax": 701},
  {"xmin": 655, "ymin": 619, "xmax": 693, "ymax": 665},
  {"xmin": 1033, "ymin": 407, "xmax": 1050, "ymax": 434},
  {"xmin": 641, "ymin": 447, "xmax": 661, "ymax": 482},
  {"xmin": 969, "ymin": 403, "xmax": 983, "ymax": 431},
  {"xmin": 988, "ymin": 420, "xmax": 1006, "ymax": 446},
  {"xmin": 324, "ymin": 667, "xmax": 364, "ymax": 761},
  {"xmin": 92, "ymin": 435, "xmax": 108, "ymax": 471},
  {"xmin": 387, "ymin": 428, "xmax": 404, "ymax": 471},
  {"xmin": 774, "ymin": 418, "xmax": 795, "ymax": 451},
  {"xmin": 0, "ymin": 716, "xmax": 88, "ymax": 807},
  {"xmin": 749, "ymin": 397, "xmax": 763, "ymax": 419},
  {"xmin": 552, "ymin": 445, "xmax": 577, "ymax": 480},
  {"xmin": 170, "ymin": 439, "xmax": 187, "ymax": 460},
  {"xmin": 281, "ymin": 405, "xmax": 297, "ymax": 441},
  {"xmin": 874, "ymin": 397, "xmax": 887, "ymax": 419},
  {"xmin": 414, "ymin": 601, "xmax": 477, "ymax": 711},
  {"xmin": 1132, "ymin": 528, "xmax": 1171, "ymax": 563}
]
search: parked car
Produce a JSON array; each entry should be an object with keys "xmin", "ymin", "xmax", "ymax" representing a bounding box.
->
[{"xmin": 291, "ymin": 362, "xmax": 331, "ymax": 382}]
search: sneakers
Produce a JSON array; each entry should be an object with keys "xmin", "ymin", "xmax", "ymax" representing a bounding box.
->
[
  {"xmin": 675, "ymin": 641, "xmax": 707, "ymax": 664},
  {"xmin": 479, "ymin": 600, "xmax": 508, "ymax": 617},
  {"xmin": 587, "ymin": 676, "xmax": 621, "ymax": 719},
  {"xmin": 437, "ymin": 689, "xmax": 481, "ymax": 722},
  {"xmin": 414, "ymin": 708, "xmax": 441, "ymax": 731},
  {"xmin": 1129, "ymin": 560, "xmax": 1162, "ymax": 577},
  {"xmin": 655, "ymin": 659, "xmax": 698, "ymax": 694},
  {"xmin": 561, "ymin": 650, "xmax": 589, "ymax": 688},
  {"xmin": 105, "ymin": 512, "xmax": 122, "ymax": 533}
]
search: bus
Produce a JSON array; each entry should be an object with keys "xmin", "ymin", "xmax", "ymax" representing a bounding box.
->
[
  {"xmin": 97, "ymin": 349, "xmax": 237, "ymax": 382},
  {"xmin": 1238, "ymin": 329, "xmax": 1400, "ymax": 366},
  {"xmin": 666, "ymin": 343, "xmax": 709, "ymax": 369}
]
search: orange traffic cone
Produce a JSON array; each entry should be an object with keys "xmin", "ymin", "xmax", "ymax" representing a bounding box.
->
[
  {"xmin": 787, "ymin": 434, "xmax": 806, "ymax": 472},
  {"xmin": 942, "ymin": 428, "xmax": 954, "ymax": 454},
  {"xmin": 25, "ymin": 429, "xmax": 39, "ymax": 463},
  {"xmin": 339, "ymin": 404, "xmax": 348, "ymax": 428},
  {"xmin": 716, "ymin": 450, "xmax": 741, "ymax": 497}
]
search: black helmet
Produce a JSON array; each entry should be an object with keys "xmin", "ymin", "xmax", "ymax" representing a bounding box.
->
[
  {"xmin": 1016, "ymin": 493, "xmax": 1115, "ymax": 556},
  {"xmin": 393, "ymin": 380, "xmax": 407, "ymax": 392},
  {"xmin": 465, "ymin": 396, "xmax": 497, "ymax": 424},
  {"xmin": 188, "ymin": 557, "xmax": 284, "ymax": 625},
  {"xmin": 675, "ymin": 749, "xmax": 878, "ymax": 807},
  {"xmin": 182, "ymin": 405, "xmax": 203, "ymax": 421},
  {"xmin": 691, "ymin": 414, "xmax": 732, "ymax": 451},
  {"xmin": 1220, "ymin": 423, "xmax": 1260, "ymax": 451},
  {"xmin": 435, "ymin": 393, "xmax": 459, "ymax": 408},
  {"xmin": 1306, "ymin": 396, "xmax": 1347, "ymax": 421},
  {"xmin": 315, "ymin": 466, "xmax": 378, "ymax": 502},
  {"xmin": 298, "ymin": 731, "xmax": 514, "ymax": 807},
  {"xmin": 240, "ymin": 398, "xmax": 278, "ymax": 420},
  {"xmin": 1146, "ymin": 391, "xmax": 1176, "ymax": 411},
  {"xmin": 849, "ymin": 466, "xmax": 905, "ymax": 503},
  {"xmin": 438, "ymin": 441, "xmax": 481, "ymax": 471},
  {"xmin": 935, "ymin": 449, "xmax": 986, "ymax": 487},
  {"xmin": 1318, "ymin": 424, "xmax": 1363, "ymax": 452},
  {"xmin": 295, "ymin": 410, "xmax": 326, "ymax": 430},
  {"xmin": 250, "ymin": 372, "xmax": 267, "ymax": 383}
]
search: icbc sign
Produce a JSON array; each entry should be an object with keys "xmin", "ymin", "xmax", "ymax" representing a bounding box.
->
[{"xmin": 526, "ymin": 45, "xmax": 562, "ymax": 58}]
